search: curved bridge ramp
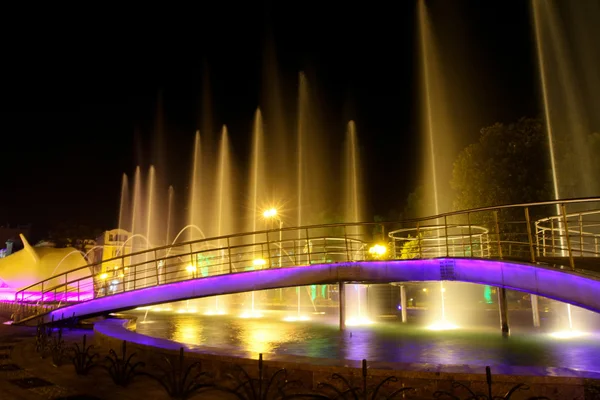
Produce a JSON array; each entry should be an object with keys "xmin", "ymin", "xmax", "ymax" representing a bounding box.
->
[{"xmin": 31, "ymin": 257, "xmax": 600, "ymax": 325}]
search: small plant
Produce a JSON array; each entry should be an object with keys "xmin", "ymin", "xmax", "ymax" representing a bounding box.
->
[
  {"xmin": 70, "ymin": 334, "xmax": 99, "ymax": 375},
  {"xmin": 50, "ymin": 328, "xmax": 67, "ymax": 367},
  {"xmin": 35, "ymin": 322, "xmax": 52, "ymax": 358},
  {"xmin": 317, "ymin": 359, "xmax": 414, "ymax": 400},
  {"xmin": 147, "ymin": 347, "xmax": 214, "ymax": 399},
  {"xmin": 433, "ymin": 366, "xmax": 550, "ymax": 400},
  {"xmin": 217, "ymin": 353, "xmax": 323, "ymax": 400},
  {"xmin": 104, "ymin": 340, "xmax": 145, "ymax": 387}
]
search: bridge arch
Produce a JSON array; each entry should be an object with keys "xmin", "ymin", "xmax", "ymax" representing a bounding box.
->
[{"xmin": 41, "ymin": 257, "xmax": 600, "ymax": 324}]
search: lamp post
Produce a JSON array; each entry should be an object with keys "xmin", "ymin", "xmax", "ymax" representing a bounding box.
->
[{"xmin": 263, "ymin": 208, "xmax": 283, "ymax": 301}]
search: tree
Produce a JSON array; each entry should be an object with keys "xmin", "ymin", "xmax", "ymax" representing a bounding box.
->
[{"xmin": 451, "ymin": 117, "xmax": 554, "ymax": 212}]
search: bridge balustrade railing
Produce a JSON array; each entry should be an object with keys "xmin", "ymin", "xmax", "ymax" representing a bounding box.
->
[{"xmin": 13, "ymin": 197, "xmax": 600, "ymax": 321}]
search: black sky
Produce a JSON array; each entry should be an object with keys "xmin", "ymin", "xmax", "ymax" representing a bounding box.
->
[{"xmin": 0, "ymin": 1, "xmax": 538, "ymax": 240}]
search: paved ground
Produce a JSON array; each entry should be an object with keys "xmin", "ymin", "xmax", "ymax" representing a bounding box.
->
[{"xmin": 0, "ymin": 315, "xmax": 226, "ymax": 400}]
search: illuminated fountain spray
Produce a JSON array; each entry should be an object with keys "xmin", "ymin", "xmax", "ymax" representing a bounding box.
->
[
  {"xmin": 532, "ymin": 0, "xmax": 600, "ymax": 336},
  {"xmin": 342, "ymin": 121, "xmax": 371, "ymax": 326},
  {"xmin": 417, "ymin": 0, "xmax": 458, "ymax": 330},
  {"xmin": 210, "ymin": 126, "xmax": 233, "ymax": 315}
]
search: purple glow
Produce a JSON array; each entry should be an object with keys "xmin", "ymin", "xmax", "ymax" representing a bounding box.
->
[
  {"xmin": 21, "ymin": 258, "xmax": 599, "ymax": 324},
  {"xmin": 2, "ymin": 290, "xmax": 94, "ymax": 302}
]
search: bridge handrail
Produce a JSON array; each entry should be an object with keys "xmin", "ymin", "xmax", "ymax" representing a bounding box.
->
[{"xmin": 14, "ymin": 197, "xmax": 600, "ymax": 319}]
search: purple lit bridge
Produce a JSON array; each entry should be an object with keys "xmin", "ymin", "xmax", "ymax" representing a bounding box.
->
[{"xmin": 11, "ymin": 198, "xmax": 600, "ymax": 331}]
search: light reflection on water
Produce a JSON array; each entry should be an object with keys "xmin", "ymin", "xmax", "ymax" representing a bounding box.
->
[{"xmin": 133, "ymin": 311, "xmax": 600, "ymax": 371}]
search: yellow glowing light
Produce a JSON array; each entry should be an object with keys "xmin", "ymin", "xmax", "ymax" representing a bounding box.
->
[
  {"xmin": 263, "ymin": 208, "xmax": 278, "ymax": 218},
  {"xmin": 239, "ymin": 311, "xmax": 263, "ymax": 318},
  {"xmin": 422, "ymin": 288, "xmax": 428, "ymax": 292},
  {"xmin": 253, "ymin": 258, "xmax": 267, "ymax": 267},
  {"xmin": 99, "ymin": 273, "xmax": 108, "ymax": 280},
  {"xmin": 283, "ymin": 315, "xmax": 310, "ymax": 322},
  {"xmin": 204, "ymin": 310, "xmax": 227, "ymax": 316},
  {"xmin": 113, "ymin": 266, "xmax": 119, "ymax": 270},
  {"xmin": 346, "ymin": 316, "xmax": 374, "ymax": 326},
  {"xmin": 185, "ymin": 264, "xmax": 197, "ymax": 273},
  {"xmin": 427, "ymin": 321, "xmax": 459, "ymax": 330},
  {"xmin": 549, "ymin": 330, "xmax": 588, "ymax": 339},
  {"xmin": 368, "ymin": 244, "xmax": 387, "ymax": 257}
]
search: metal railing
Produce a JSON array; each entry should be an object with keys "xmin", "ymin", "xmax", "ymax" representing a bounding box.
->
[{"xmin": 14, "ymin": 197, "xmax": 600, "ymax": 321}]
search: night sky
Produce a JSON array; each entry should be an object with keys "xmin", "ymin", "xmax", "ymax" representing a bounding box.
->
[{"xmin": 0, "ymin": 1, "xmax": 538, "ymax": 240}]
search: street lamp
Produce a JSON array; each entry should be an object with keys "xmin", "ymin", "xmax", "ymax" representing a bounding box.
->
[
  {"xmin": 263, "ymin": 208, "xmax": 284, "ymax": 301},
  {"xmin": 263, "ymin": 208, "xmax": 284, "ymax": 267}
]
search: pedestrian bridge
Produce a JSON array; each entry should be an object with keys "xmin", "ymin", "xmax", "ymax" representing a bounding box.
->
[{"xmin": 12, "ymin": 197, "xmax": 600, "ymax": 325}]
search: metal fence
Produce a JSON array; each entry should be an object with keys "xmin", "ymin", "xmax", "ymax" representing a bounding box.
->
[{"xmin": 14, "ymin": 197, "xmax": 600, "ymax": 320}]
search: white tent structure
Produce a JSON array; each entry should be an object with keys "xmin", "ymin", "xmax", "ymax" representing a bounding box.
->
[{"xmin": 0, "ymin": 235, "xmax": 91, "ymax": 300}]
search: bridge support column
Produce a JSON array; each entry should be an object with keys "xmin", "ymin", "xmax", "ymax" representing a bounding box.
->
[
  {"xmin": 339, "ymin": 282, "xmax": 346, "ymax": 331},
  {"xmin": 400, "ymin": 285, "xmax": 407, "ymax": 323},
  {"xmin": 531, "ymin": 294, "xmax": 541, "ymax": 328},
  {"xmin": 497, "ymin": 287, "xmax": 510, "ymax": 337}
]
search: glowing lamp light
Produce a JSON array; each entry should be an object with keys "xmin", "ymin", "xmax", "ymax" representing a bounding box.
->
[
  {"xmin": 368, "ymin": 244, "xmax": 387, "ymax": 257},
  {"xmin": 263, "ymin": 208, "xmax": 278, "ymax": 218},
  {"xmin": 99, "ymin": 273, "xmax": 108, "ymax": 280},
  {"xmin": 185, "ymin": 264, "xmax": 197, "ymax": 273},
  {"xmin": 253, "ymin": 258, "xmax": 267, "ymax": 267}
]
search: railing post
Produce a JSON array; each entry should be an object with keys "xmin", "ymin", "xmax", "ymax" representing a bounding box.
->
[
  {"xmin": 266, "ymin": 231, "xmax": 272, "ymax": 268},
  {"xmin": 579, "ymin": 214, "xmax": 584, "ymax": 256},
  {"xmin": 305, "ymin": 228, "xmax": 312, "ymax": 265},
  {"xmin": 561, "ymin": 204, "xmax": 575, "ymax": 270},
  {"xmin": 467, "ymin": 213, "xmax": 475, "ymax": 257},
  {"xmin": 536, "ymin": 225, "xmax": 541, "ymax": 258},
  {"xmin": 41, "ymin": 281, "xmax": 44, "ymax": 309},
  {"xmin": 444, "ymin": 216, "xmax": 449, "ymax": 257},
  {"xmin": 77, "ymin": 280, "xmax": 80, "ymax": 302},
  {"xmin": 344, "ymin": 225, "xmax": 350, "ymax": 262},
  {"xmin": 227, "ymin": 237, "xmax": 233, "ymax": 274},
  {"xmin": 493, "ymin": 210, "xmax": 503, "ymax": 259},
  {"xmin": 524, "ymin": 207, "xmax": 536, "ymax": 263},
  {"xmin": 550, "ymin": 219, "xmax": 556, "ymax": 256},
  {"xmin": 121, "ymin": 257, "xmax": 127, "ymax": 291},
  {"xmin": 154, "ymin": 250, "xmax": 160, "ymax": 285},
  {"xmin": 64, "ymin": 273, "xmax": 68, "ymax": 303},
  {"xmin": 416, "ymin": 221, "xmax": 423, "ymax": 259}
]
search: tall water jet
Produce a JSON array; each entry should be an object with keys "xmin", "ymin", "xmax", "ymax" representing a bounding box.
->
[
  {"xmin": 145, "ymin": 166, "xmax": 157, "ymax": 248},
  {"xmin": 130, "ymin": 167, "xmax": 144, "ymax": 252},
  {"xmin": 532, "ymin": 0, "xmax": 600, "ymax": 200},
  {"xmin": 188, "ymin": 131, "xmax": 203, "ymax": 242},
  {"xmin": 532, "ymin": 0, "xmax": 600, "ymax": 332},
  {"xmin": 343, "ymin": 121, "xmax": 369, "ymax": 324},
  {"xmin": 166, "ymin": 186, "xmax": 174, "ymax": 247},
  {"xmin": 417, "ymin": 0, "xmax": 460, "ymax": 329},
  {"xmin": 117, "ymin": 173, "xmax": 130, "ymax": 234},
  {"xmin": 343, "ymin": 121, "xmax": 364, "ymax": 227},
  {"xmin": 210, "ymin": 126, "xmax": 233, "ymax": 314},
  {"xmin": 296, "ymin": 72, "xmax": 331, "ymax": 229},
  {"xmin": 214, "ymin": 126, "xmax": 234, "ymax": 239},
  {"xmin": 248, "ymin": 109, "xmax": 267, "ymax": 236}
]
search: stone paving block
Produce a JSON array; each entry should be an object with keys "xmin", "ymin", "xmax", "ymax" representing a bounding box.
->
[
  {"xmin": 9, "ymin": 377, "xmax": 54, "ymax": 389},
  {"xmin": 0, "ymin": 363, "xmax": 21, "ymax": 371}
]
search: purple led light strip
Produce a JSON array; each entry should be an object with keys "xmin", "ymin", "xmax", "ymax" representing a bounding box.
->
[{"xmin": 36, "ymin": 258, "xmax": 600, "ymax": 324}]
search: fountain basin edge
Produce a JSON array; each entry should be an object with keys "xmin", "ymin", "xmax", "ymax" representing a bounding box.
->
[{"xmin": 93, "ymin": 316, "xmax": 600, "ymax": 399}]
